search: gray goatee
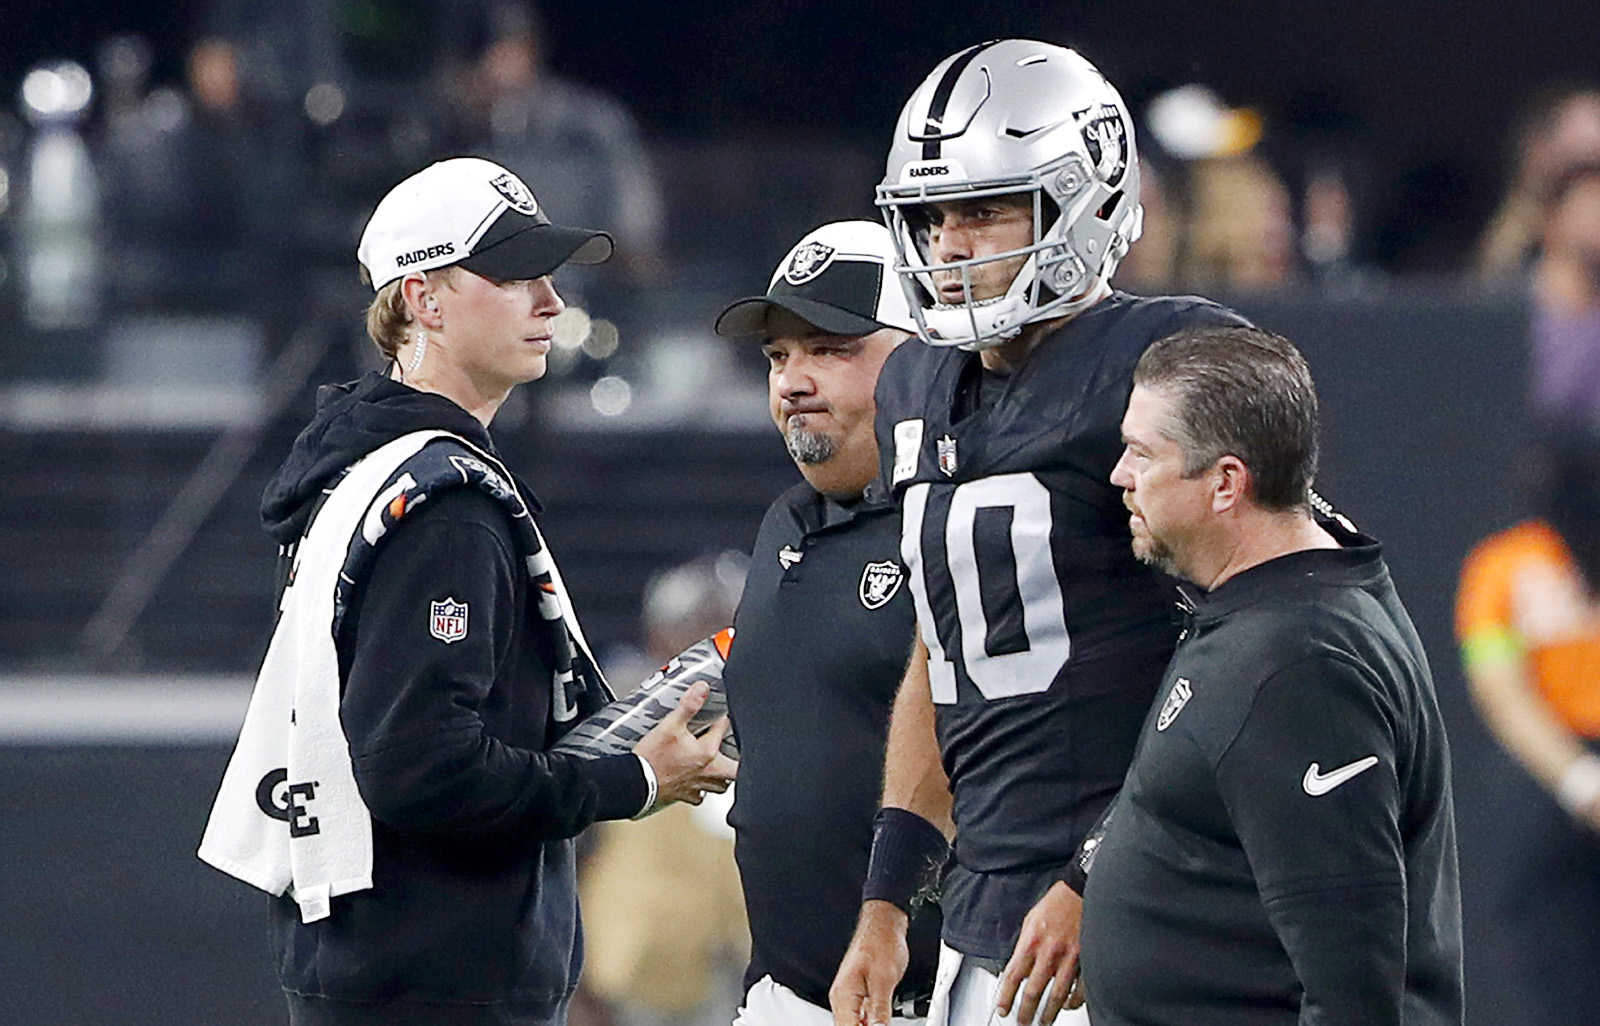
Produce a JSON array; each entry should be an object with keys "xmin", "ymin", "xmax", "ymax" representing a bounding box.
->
[{"xmin": 785, "ymin": 426, "xmax": 836, "ymax": 465}]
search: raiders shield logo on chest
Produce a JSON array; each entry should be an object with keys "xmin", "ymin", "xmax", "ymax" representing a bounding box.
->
[{"xmin": 859, "ymin": 560, "xmax": 905, "ymax": 610}]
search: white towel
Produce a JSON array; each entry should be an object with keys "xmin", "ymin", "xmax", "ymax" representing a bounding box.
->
[{"xmin": 199, "ymin": 430, "xmax": 451, "ymax": 923}]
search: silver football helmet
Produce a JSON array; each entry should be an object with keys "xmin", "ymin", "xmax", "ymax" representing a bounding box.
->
[{"xmin": 877, "ymin": 40, "xmax": 1143, "ymax": 350}]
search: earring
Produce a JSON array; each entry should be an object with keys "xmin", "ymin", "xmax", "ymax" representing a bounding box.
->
[{"xmin": 407, "ymin": 330, "xmax": 428, "ymax": 373}]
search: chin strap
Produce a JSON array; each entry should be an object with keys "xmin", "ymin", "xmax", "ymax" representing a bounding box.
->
[{"xmin": 936, "ymin": 277, "xmax": 1111, "ymax": 352}]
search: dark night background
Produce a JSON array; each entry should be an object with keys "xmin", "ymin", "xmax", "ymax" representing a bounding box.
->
[
  {"xmin": 8, "ymin": 0, "xmax": 1600, "ymax": 273},
  {"xmin": 2, "ymin": 3, "xmax": 1596, "ymax": 1024}
]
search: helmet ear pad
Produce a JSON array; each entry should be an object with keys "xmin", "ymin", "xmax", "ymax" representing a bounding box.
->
[
  {"xmin": 1036, "ymin": 152, "xmax": 1145, "ymax": 304},
  {"xmin": 1030, "ymin": 193, "xmax": 1085, "ymax": 298},
  {"xmin": 1042, "ymin": 253, "xmax": 1086, "ymax": 298}
]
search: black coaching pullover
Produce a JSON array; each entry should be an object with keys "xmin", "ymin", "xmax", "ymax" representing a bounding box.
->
[
  {"xmin": 261, "ymin": 372, "xmax": 648, "ymax": 1026},
  {"xmin": 1079, "ymin": 524, "xmax": 1463, "ymax": 1026}
]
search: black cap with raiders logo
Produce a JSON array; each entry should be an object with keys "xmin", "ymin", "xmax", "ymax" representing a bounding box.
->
[
  {"xmin": 714, "ymin": 221, "xmax": 916, "ymax": 338},
  {"xmin": 358, "ymin": 157, "xmax": 614, "ymax": 290}
]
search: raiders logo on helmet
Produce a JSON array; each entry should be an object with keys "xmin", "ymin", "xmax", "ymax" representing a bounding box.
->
[
  {"xmin": 859, "ymin": 560, "xmax": 905, "ymax": 610},
  {"xmin": 490, "ymin": 172, "xmax": 539, "ymax": 215},
  {"xmin": 784, "ymin": 241, "xmax": 837, "ymax": 285},
  {"xmin": 1075, "ymin": 103, "xmax": 1128, "ymax": 188}
]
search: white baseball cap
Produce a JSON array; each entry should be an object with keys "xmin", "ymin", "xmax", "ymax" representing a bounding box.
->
[
  {"xmin": 357, "ymin": 157, "xmax": 614, "ymax": 291},
  {"xmin": 714, "ymin": 220, "xmax": 916, "ymax": 337}
]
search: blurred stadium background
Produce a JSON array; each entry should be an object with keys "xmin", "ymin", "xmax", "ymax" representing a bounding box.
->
[{"xmin": 3, "ymin": 1, "xmax": 1597, "ymax": 1023}]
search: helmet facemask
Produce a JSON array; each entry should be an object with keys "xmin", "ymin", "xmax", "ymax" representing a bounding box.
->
[{"xmin": 881, "ymin": 153, "xmax": 1141, "ymax": 352}]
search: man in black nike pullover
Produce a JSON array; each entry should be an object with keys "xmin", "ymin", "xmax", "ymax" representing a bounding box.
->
[{"xmin": 1077, "ymin": 326, "xmax": 1462, "ymax": 1026}]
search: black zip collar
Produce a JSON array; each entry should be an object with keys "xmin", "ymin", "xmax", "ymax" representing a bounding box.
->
[{"xmin": 1190, "ymin": 521, "xmax": 1385, "ymax": 623}]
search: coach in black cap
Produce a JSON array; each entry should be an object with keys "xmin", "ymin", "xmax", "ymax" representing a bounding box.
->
[{"xmin": 714, "ymin": 221, "xmax": 941, "ymax": 1026}]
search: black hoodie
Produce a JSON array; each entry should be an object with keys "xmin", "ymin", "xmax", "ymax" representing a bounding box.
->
[{"xmin": 261, "ymin": 372, "xmax": 648, "ymax": 1026}]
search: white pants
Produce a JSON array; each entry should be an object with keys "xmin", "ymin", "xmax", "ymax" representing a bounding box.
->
[
  {"xmin": 928, "ymin": 943, "xmax": 1089, "ymax": 1026},
  {"xmin": 733, "ymin": 974, "xmax": 925, "ymax": 1026}
]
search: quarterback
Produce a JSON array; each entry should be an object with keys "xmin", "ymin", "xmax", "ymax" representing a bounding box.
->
[{"xmin": 830, "ymin": 40, "xmax": 1249, "ymax": 1026}]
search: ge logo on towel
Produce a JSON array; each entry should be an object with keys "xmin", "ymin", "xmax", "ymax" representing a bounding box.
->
[{"xmin": 256, "ymin": 767, "xmax": 322, "ymax": 838}]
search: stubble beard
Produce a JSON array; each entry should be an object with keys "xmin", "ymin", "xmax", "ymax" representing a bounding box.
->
[
  {"xmin": 933, "ymin": 252, "xmax": 1028, "ymax": 305},
  {"xmin": 1131, "ymin": 526, "xmax": 1184, "ymax": 579}
]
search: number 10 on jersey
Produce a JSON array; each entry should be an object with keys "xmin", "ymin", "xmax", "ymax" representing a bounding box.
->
[{"xmin": 901, "ymin": 473, "xmax": 1071, "ymax": 703}]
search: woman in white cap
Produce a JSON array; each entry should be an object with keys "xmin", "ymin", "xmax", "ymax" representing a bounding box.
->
[{"xmin": 207, "ymin": 158, "xmax": 737, "ymax": 1026}]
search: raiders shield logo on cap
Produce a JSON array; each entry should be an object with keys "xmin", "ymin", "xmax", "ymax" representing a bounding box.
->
[
  {"xmin": 429, "ymin": 597, "xmax": 470, "ymax": 643},
  {"xmin": 490, "ymin": 172, "xmax": 539, "ymax": 215},
  {"xmin": 784, "ymin": 241, "xmax": 837, "ymax": 285},
  {"xmin": 859, "ymin": 561, "xmax": 905, "ymax": 610}
]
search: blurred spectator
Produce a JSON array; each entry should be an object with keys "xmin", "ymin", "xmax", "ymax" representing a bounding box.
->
[
  {"xmin": 0, "ymin": 108, "xmax": 21, "ymax": 363},
  {"xmin": 1141, "ymin": 85, "xmax": 1296, "ymax": 292},
  {"xmin": 1299, "ymin": 164, "xmax": 1357, "ymax": 283},
  {"xmin": 97, "ymin": 36, "xmax": 297, "ymax": 317},
  {"xmin": 1271, "ymin": 85, "xmax": 1371, "ymax": 287},
  {"xmin": 1113, "ymin": 159, "xmax": 1176, "ymax": 290},
  {"xmin": 15, "ymin": 59, "xmax": 102, "ymax": 358},
  {"xmin": 441, "ymin": 1, "xmax": 666, "ymax": 305},
  {"xmin": 1530, "ymin": 163, "xmax": 1600, "ymax": 427},
  {"xmin": 96, "ymin": 35, "xmax": 152, "ymax": 130},
  {"xmin": 1180, "ymin": 153, "xmax": 1295, "ymax": 291},
  {"xmin": 1457, "ymin": 432, "xmax": 1600, "ymax": 1025},
  {"xmin": 200, "ymin": 0, "xmax": 465, "ymax": 116},
  {"xmin": 580, "ymin": 553, "xmax": 749, "ymax": 1026},
  {"xmin": 1478, "ymin": 84, "xmax": 1600, "ymax": 280},
  {"xmin": 195, "ymin": 0, "xmax": 515, "ymax": 275}
]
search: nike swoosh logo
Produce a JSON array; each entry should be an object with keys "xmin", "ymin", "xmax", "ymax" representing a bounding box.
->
[
  {"xmin": 1302, "ymin": 755, "xmax": 1379, "ymax": 796},
  {"xmin": 1003, "ymin": 118, "xmax": 1069, "ymax": 139}
]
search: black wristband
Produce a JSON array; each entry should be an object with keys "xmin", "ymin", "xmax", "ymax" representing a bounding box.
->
[{"xmin": 863, "ymin": 807, "xmax": 950, "ymax": 914}]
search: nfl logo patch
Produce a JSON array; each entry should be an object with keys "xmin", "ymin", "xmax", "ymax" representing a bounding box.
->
[
  {"xmin": 937, "ymin": 435, "xmax": 958, "ymax": 477},
  {"xmin": 858, "ymin": 560, "xmax": 905, "ymax": 610},
  {"xmin": 1156, "ymin": 677, "xmax": 1192, "ymax": 731},
  {"xmin": 429, "ymin": 597, "xmax": 469, "ymax": 644}
]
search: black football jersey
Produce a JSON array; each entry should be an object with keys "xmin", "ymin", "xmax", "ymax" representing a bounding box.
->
[{"xmin": 874, "ymin": 291, "xmax": 1250, "ymax": 956}]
